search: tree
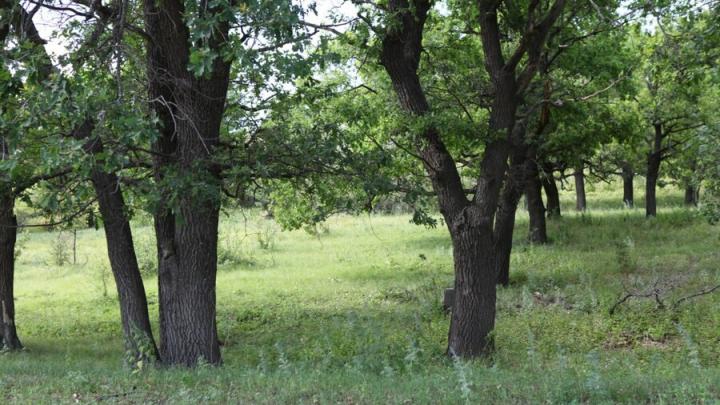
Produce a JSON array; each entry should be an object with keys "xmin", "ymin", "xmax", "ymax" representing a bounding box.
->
[
  {"xmin": 370, "ymin": 0, "xmax": 567, "ymax": 357},
  {"xmin": 0, "ymin": 0, "xmax": 160, "ymax": 360},
  {"xmin": 632, "ymin": 22, "xmax": 707, "ymax": 217},
  {"xmin": 143, "ymin": 0, "xmax": 314, "ymax": 366}
]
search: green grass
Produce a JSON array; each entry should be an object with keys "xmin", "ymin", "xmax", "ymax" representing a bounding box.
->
[{"xmin": 2, "ymin": 183, "xmax": 719, "ymax": 403}]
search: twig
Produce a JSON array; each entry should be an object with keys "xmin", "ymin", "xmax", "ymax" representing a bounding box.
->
[{"xmin": 672, "ymin": 284, "xmax": 720, "ymax": 309}]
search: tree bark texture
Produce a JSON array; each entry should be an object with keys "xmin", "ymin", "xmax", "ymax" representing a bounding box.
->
[
  {"xmin": 145, "ymin": 0, "xmax": 231, "ymax": 366},
  {"xmin": 493, "ymin": 123, "xmax": 531, "ymax": 286},
  {"xmin": 73, "ymin": 121, "xmax": 159, "ymax": 363}
]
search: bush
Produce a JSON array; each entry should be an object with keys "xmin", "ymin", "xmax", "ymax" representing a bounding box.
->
[{"xmin": 49, "ymin": 231, "xmax": 72, "ymax": 266}]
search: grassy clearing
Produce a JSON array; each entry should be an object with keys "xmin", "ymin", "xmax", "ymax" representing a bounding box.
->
[{"xmin": 2, "ymin": 183, "xmax": 719, "ymax": 403}]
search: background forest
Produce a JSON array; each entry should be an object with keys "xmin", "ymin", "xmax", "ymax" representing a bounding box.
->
[{"xmin": 0, "ymin": 0, "xmax": 719, "ymax": 403}]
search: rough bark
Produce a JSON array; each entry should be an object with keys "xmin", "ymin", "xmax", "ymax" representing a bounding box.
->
[
  {"xmin": 646, "ymin": 124, "xmax": 663, "ymax": 217},
  {"xmin": 494, "ymin": 123, "xmax": 530, "ymax": 286},
  {"xmin": 447, "ymin": 225, "xmax": 498, "ymax": 357},
  {"xmin": 144, "ymin": 0, "xmax": 231, "ymax": 366},
  {"xmin": 72, "ymin": 121, "xmax": 159, "ymax": 363},
  {"xmin": 621, "ymin": 163, "xmax": 634, "ymax": 208},
  {"xmin": 0, "ymin": 188, "xmax": 22, "ymax": 350},
  {"xmin": 574, "ymin": 166, "xmax": 587, "ymax": 212}
]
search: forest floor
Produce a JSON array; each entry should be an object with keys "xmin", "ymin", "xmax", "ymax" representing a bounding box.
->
[{"xmin": 1, "ymin": 183, "xmax": 719, "ymax": 404}]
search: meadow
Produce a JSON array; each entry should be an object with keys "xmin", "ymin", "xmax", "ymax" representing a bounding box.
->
[{"xmin": 1, "ymin": 182, "xmax": 719, "ymax": 404}]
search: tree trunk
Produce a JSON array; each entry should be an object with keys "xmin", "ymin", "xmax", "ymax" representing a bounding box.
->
[
  {"xmin": 380, "ymin": 0, "xmax": 512, "ymax": 358},
  {"xmin": 494, "ymin": 161, "xmax": 524, "ymax": 286},
  {"xmin": 494, "ymin": 196, "xmax": 518, "ymax": 287},
  {"xmin": 646, "ymin": 155, "xmax": 660, "ymax": 217},
  {"xmin": 621, "ymin": 163, "xmax": 634, "ymax": 208},
  {"xmin": 541, "ymin": 167, "xmax": 561, "ymax": 219},
  {"xmin": 144, "ymin": 0, "xmax": 230, "ymax": 366},
  {"xmin": 0, "ymin": 189, "xmax": 22, "ymax": 350},
  {"xmin": 684, "ymin": 185, "xmax": 699, "ymax": 206},
  {"xmin": 73, "ymin": 120, "xmax": 159, "ymax": 363},
  {"xmin": 447, "ymin": 225, "xmax": 497, "ymax": 357},
  {"xmin": 574, "ymin": 167, "xmax": 586, "ymax": 212},
  {"xmin": 646, "ymin": 124, "xmax": 663, "ymax": 217},
  {"xmin": 526, "ymin": 162, "xmax": 547, "ymax": 244},
  {"xmin": 91, "ymin": 170, "xmax": 158, "ymax": 363}
]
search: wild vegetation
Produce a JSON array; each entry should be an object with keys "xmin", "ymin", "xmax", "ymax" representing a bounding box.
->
[
  {"xmin": 0, "ymin": 0, "xmax": 719, "ymax": 402},
  {"xmin": 2, "ymin": 186, "xmax": 720, "ymax": 403}
]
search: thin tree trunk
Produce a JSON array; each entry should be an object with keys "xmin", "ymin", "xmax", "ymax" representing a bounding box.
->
[
  {"xmin": 646, "ymin": 124, "xmax": 663, "ymax": 217},
  {"xmin": 0, "ymin": 0, "xmax": 23, "ymax": 353},
  {"xmin": 73, "ymin": 121, "xmax": 159, "ymax": 363},
  {"xmin": 526, "ymin": 165, "xmax": 547, "ymax": 244},
  {"xmin": 646, "ymin": 156, "xmax": 660, "ymax": 217},
  {"xmin": 542, "ymin": 166, "xmax": 561, "ymax": 219},
  {"xmin": 574, "ymin": 166, "xmax": 586, "ymax": 212},
  {"xmin": 0, "ymin": 189, "xmax": 22, "ymax": 350},
  {"xmin": 494, "ymin": 138, "xmax": 527, "ymax": 286},
  {"xmin": 494, "ymin": 194, "xmax": 518, "ymax": 287},
  {"xmin": 92, "ymin": 169, "xmax": 159, "ymax": 363},
  {"xmin": 621, "ymin": 163, "xmax": 634, "ymax": 208}
]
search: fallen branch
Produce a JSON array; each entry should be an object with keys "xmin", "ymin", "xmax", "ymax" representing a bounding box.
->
[{"xmin": 672, "ymin": 284, "xmax": 720, "ymax": 309}]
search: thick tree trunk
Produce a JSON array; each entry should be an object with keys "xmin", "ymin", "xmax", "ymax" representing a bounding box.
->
[
  {"xmin": 145, "ymin": 0, "xmax": 230, "ymax": 366},
  {"xmin": 526, "ymin": 164, "xmax": 547, "ymax": 244},
  {"xmin": 574, "ymin": 167, "xmax": 586, "ymax": 212},
  {"xmin": 684, "ymin": 186, "xmax": 699, "ymax": 206},
  {"xmin": 447, "ymin": 225, "xmax": 497, "ymax": 357},
  {"xmin": 542, "ymin": 168, "xmax": 561, "ymax": 219},
  {"xmin": 621, "ymin": 163, "xmax": 634, "ymax": 208},
  {"xmin": 0, "ymin": 190, "xmax": 22, "ymax": 350}
]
